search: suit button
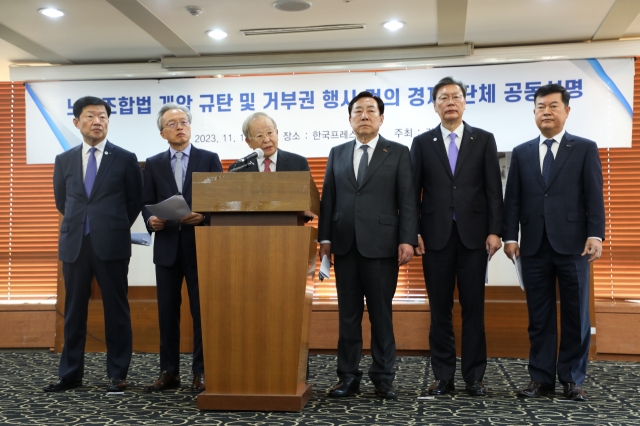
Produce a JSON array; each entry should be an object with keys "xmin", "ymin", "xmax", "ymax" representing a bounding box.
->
[
  {"xmin": 453, "ymin": 186, "xmax": 457, "ymax": 190},
  {"xmin": 541, "ymin": 214, "xmax": 544, "ymax": 217},
  {"xmin": 544, "ymin": 194, "xmax": 548, "ymax": 197}
]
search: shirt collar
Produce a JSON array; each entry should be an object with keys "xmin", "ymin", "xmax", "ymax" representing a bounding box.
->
[
  {"xmin": 82, "ymin": 139, "xmax": 106, "ymax": 155},
  {"xmin": 355, "ymin": 134, "xmax": 379, "ymax": 151},
  {"xmin": 169, "ymin": 142, "xmax": 192, "ymax": 158},
  {"xmin": 440, "ymin": 122, "xmax": 464, "ymax": 141},
  {"xmin": 262, "ymin": 149, "xmax": 278, "ymax": 165},
  {"xmin": 539, "ymin": 130, "xmax": 565, "ymax": 145}
]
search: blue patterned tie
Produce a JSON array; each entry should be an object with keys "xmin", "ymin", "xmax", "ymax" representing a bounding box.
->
[
  {"xmin": 84, "ymin": 147, "xmax": 97, "ymax": 236},
  {"xmin": 542, "ymin": 139, "xmax": 554, "ymax": 187}
]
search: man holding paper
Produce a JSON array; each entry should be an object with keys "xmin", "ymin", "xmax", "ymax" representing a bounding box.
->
[
  {"xmin": 410, "ymin": 77, "xmax": 503, "ymax": 397},
  {"xmin": 503, "ymin": 84, "xmax": 605, "ymax": 401},
  {"xmin": 142, "ymin": 102, "xmax": 222, "ymax": 392},
  {"xmin": 318, "ymin": 91, "xmax": 417, "ymax": 399}
]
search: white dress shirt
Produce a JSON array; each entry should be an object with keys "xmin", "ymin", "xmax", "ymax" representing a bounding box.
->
[
  {"xmin": 169, "ymin": 143, "xmax": 192, "ymax": 189},
  {"xmin": 440, "ymin": 122, "xmax": 464, "ymax": 154},
  {"xmin": 258, "ymin": 150, "xmax": 278, "ymax": 172},
  {"xmin": 353, "ymin": 134, "xmax": 378, "ymax": 177}
]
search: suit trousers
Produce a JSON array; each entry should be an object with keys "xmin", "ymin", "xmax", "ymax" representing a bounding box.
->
[
  {"xmin": 155, "ymin": 233, "xmax": 204, "ymax": 375},
  {"xmin": 423, "ymin": 222, "xmax": 487, "ymax": 383},
  {"xmin": 334, "ymin": 242, "xmax": 399, "ymax": 384},
  {"xmin": 60, "ymin": 234, "xmax": 132, "ymax": 380},
  {"xmin": 521, "ymin": 230, "xmax": 591, "ymax": 386}
]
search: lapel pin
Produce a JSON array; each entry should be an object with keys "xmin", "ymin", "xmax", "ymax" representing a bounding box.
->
[
  {"xmin": 104, "ymin": 151, "xmax": 109, "ymax": 155},
  {"xmin": 470, "ymin": 137, "xmax": 474, "ymax": 140},
  {"xmin": 433, "ymin": 138, "xmax": 437, "ymax": 141},
  {"xmin": 566, "ymin": 145, "xmax": 572, "ymax": 148},
  {"xmin": 383, "ymin": 148, "xmax": 388, "ymax": 152}
]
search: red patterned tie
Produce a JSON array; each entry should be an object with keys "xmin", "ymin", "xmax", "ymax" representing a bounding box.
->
[{"xmin": 263, "ymin": 157, "xmax": 272, "ymax": 172}]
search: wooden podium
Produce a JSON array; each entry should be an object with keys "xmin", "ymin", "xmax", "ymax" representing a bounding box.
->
[{"xmin": 192, "ymin": 171, "xmax": 319, "ymax": 411}]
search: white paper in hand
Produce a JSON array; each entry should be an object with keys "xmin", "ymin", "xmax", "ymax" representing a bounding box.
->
[
  {"xmin": 319, "ymin": 254, "xmax": 331, "ymax": 281},
  {"xmin": 514, "ymin": 256, "xmax": 525, "ymax": 291},
  {"xmin": 145, "ymin": 195, "xmax": 191, "ymax": 221}
]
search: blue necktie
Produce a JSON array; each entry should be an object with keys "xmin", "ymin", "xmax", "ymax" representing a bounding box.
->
[
  {"xmin": 357, "ymin": 145, "xmax": 369, "ymax": 186},
  {"xmin": 84, "ymin": 147, "xmax": 97, "ymax": 236},
  {"xmin": 542, "ymin": 139, "xmax": 554, "ymax": 187}
]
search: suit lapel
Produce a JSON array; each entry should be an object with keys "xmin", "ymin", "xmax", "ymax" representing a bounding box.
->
[
  {"xmin": 183, "ymin": 144, "xmax": 198, "ymax": 197},
  {"xmin": 71, "ymin": 145, "xmax": 87, "ymax": 198},
  {"xmin": 89, "ymin": 141, "xmax": 115, "ymax": 200},
  {"xmin": 160, "ymin": 149, "xmax": 178, "ymax": 193},
  {"xmin": 545, "ymin": 133, "xmax": 574, "ymax": 189},
  {"xmin": 525, "ymin": 138, "xmax": 546, "ymax": 190},
  {"xmin": 343, "ymin": 140, "xmax": 358, "ymax": 189},
  {"xmin": 359, "ymin": 136, "xmax": 391, "ymax": 188},
  {"xmin": 428, "ymin": 128, "xmax": 453, "ymax": 179},
  {"xmin": 454, "ymin": 123, "xmax": 474, "ymax": 176},
  {"xmin": 275, "ymin": 149, "xmax": 287, "ymax": 171}
]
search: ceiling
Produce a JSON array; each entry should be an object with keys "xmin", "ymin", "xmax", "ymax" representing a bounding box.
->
[{"xmin": 1, "ymin": 0, "xmax": 640, "ymax": 81}]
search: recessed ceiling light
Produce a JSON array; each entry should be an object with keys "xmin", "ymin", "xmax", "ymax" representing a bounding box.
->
[
  {"xmin": 207, "ymin": 29, "xmax": 228, "ymax": 40},
  {"xmin": 273, "ymin": 0, "xmax": 312, "ymax": 12},
  {"xmin": 39, "ymin": 8, "xmax": 64, "ymax": 18},
  {"xmin": 383, "ymin": 20, "xmax": 405, "ymax": 31}
]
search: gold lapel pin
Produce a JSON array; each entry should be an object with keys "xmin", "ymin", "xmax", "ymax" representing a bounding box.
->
[{"xmin": 433, "ymin": 138, "xmax": 437, "ymax": 141}]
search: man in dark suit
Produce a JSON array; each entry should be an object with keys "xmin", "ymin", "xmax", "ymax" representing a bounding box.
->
[
  {"xmin": 410, "ymin": 77, "xmax": 504, "ymax": 396},
  {"xmin": 318, "ymin": 91, "xmax": 418, "ymax": 400},
  {"xmin": 504, "ymin": 84, "xmax": 605, "ymax": 401},
  {"xmin": 46, "ymin": 96, "xmax": 143, "ymax": 393},
  {"xmin": 228, "ymin": 112, "xmax": 309, "ymax": 172},
  {"xmin": 142, "ymin": 103, "xmax": 222, "ymax": 393}
]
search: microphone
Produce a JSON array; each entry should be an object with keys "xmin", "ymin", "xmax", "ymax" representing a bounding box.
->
[{"xmin": 236, "ymin": 148, "xmax": 264, "ymax": 164}]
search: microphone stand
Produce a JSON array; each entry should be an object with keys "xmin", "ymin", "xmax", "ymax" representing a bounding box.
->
[{"xmin": 229, "ymin": 160, "xmax": 255, "ymax": 172}]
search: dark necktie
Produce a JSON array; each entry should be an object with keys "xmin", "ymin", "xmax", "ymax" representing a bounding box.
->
[
  {"xmin": 84, "ymin": 147, "xmax": 97, "ymax": 236},
  {"xmin": 542, "ymin": 139, "xmax": 555, "ymax": 186},
  {"xmin": 357, "ymin": 145, "xmax": 369, "ymax": 186}
]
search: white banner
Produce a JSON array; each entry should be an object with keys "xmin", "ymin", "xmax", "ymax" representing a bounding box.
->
[{"xmin": 25, "ymin": 58, "xmax": 634, "ymax": 164}]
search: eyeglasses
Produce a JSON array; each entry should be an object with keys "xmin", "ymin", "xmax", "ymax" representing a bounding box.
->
[
  {"xmin": 436, "ymin": 94, "xmax": 465, "ymax": 104},
  {"xmin": 250, "ymin": 130, "xmax": 276, "ymax": 142},
  {"xmin": 164, "ymin": 120, "xmax": 190, "ymax": 129}
]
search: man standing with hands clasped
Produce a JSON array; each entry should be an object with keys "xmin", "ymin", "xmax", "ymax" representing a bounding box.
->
[
  {"xmin": 410, "ymin": 77, "xmax": 504, "ymax": 397},
  {"xmin": 318, "ymin": 91, "xmax": 418, "ymax": 400},
  {"xmin": 142, "ymin": 103, "xmax": 222, "ymax": 393},
  {"xmin": 503, "ymin": 84, "xmax": 605, "ymax": 401}
]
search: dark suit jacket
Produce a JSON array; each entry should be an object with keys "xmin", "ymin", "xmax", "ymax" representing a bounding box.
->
[
  {"xmin": 318, "ymin": 136, "xmax": 418, "ymax": 258},
  {"xmin": 503, "ymin": 132, "xmax": 605, "ymax": 256},
  {"xmin": 410, "ymin": 122, "xmax": 504, "ymax": 251},
  {"xmin": 142, "ymin": 145, "xmax": 223, "ymax": 267},
  {"xmin": 53, "ymin": 141, "xmax": 143, "ymax": 263},
  {"xmin": 228, "ymin": 149, "xmax": 310, "ymax": 172}
]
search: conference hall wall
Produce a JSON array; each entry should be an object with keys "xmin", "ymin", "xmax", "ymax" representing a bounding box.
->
[{"xmin": 0, "ymin": 59, "xmax": 638, "ymax": 360}]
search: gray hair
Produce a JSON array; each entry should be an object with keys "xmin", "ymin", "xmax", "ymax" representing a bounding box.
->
[
  {"xmin": 156, "ymin": 102, "xmax": 192, "ymax": 131},
  {"xmin": 242, "ymin": 112, "xmax": 277, "ymax": 138}
]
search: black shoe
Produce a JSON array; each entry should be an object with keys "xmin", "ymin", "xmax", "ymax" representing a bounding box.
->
[
  {"xmin": 328, "ymin": 377, "xmax": 360, "ymax": 397},
  {"xmin": 146, "ymin": 371, "xmax": 180, "ymax": 392},
  {"xmin": 517, "ymin": 381, "xmax": 555, "ymax": 397},
  {"xmin": 43, "ymin": 378, "xmax": 82, "ymax": 392},
  {"xmin": 465, "ymin": 381, "xmax": 486, "ymax": 396},
  {"xmin": 563, "ymin": 382, "xmax": 587, "ymax": 401},
  {"xmin": 107, "ymin": 378, "xmax": 127, "ymax": 393},
  {"xmin": 374, "ymin": 380, "xmax": 398, "ymax": 400},
  {"xmin": 428, "ymin": 379, "xmax": 455, "ymax": 395},
  {"xmin": 191, "ymin": 373, "xmax": 205, "ymax": 393}
]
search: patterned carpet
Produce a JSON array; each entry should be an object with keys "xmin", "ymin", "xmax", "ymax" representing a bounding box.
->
[{"xmin": 1, "ymin": 351, "xmax": 639, "ymax": 425}]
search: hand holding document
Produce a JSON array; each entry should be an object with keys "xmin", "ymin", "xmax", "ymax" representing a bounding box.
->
[
  {"xmin": 319, "ymin": 254, "xmax": 331, "ymax": 281},
  {"xmin": 145, "ymin": 195, "xmax": 191, "ymax": 221},
  {"xmin": 485, "ymin": 251, "xmax": 491, "ymax": 284},
  {"xmin": 514, "ymin": 256, "xmax": 525, "ymax": 291}
]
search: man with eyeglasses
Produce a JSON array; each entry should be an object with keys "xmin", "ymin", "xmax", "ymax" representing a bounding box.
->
[
  {"xmin": 410, "ymin": 77, "xmax": 504, "ymax": 396},
  {"xmin": 142, "ymin": 102, "xmax": 222, "ymax": 393},
  {"xmin": 228, "ymin": 112, "xmax": 309, "ymax": 172}
]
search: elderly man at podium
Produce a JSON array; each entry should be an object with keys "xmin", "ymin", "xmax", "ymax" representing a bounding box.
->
[
  {"xmin": 142, "ymin": 102, "xmax": 222, "ymax": 393},
  {"xmin": 318, "ymin": 91, "xmax": 418, "ymax": 400},
  {"xmin": 228, "ymin": 112, "xmax": 310, "ymax": 172}
]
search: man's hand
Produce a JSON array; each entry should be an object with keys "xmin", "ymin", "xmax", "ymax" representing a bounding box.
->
[
  {"xmin": 319, "ymin": 243, "xmax": 332, "ymax": 265},
  {"xmin": 582, "ymin": 238, "xmax": 603, "ymax": 262},
  {"xmin": 181, "ymin": 212, "xmax": 204, "ymax": 225},
  {"xmin": 149, "ymin": 215, "xmax": 167, "ymax": 231},
  {"xmin": 415, "ymin": 235, "xmax": 425, "ymax": 256},
  {"xmin": 504, "ymin": 242, "xmax": 520, "ymax": 263},
  {"xmin": 486, "ymin": 234, "xmax": 502, "ymax": 260},
  {"xmin": 398, "ymin": 243, "xmax": 413, "ymax": 266}
]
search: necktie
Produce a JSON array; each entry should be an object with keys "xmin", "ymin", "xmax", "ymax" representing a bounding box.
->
[
  {"xmin": 448, "ymin": 133, "xmax": 458, "ymax": 175},
  {"xmin": 263, "ymin": 157, "xmax": 272, "ymax": 172},
  {"xmin": 84, "ymin": 147, "xmax": 97, "ymax": 236},
  {"xmin": 357, "ymin": 145, "xmax": 369, "ymax": 186},
  {"xmin": 542, "ymin": 139, "xmax": 554, "ymax": 186},
  {"xmin": 174, "ymin": 151, "xmax": 183, "ymax": 193}
]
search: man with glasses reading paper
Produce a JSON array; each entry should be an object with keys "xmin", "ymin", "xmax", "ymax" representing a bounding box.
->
[{"xmin": 142, "ymin": 103, "xmax": 222, "ymax": 393}]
